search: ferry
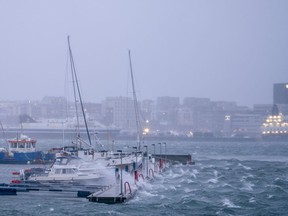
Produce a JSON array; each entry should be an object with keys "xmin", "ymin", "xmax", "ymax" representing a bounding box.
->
[{"xmin": 261, "ymin": 104, "xmax": 288, "ymax": 140}]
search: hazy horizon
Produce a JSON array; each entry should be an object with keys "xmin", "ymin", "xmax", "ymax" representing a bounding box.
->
[{"xmin": 0, "ymin": 1, "xmax": 287, "ymax": 108}]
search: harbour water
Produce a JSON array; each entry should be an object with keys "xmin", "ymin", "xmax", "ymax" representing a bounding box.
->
[{"xmin": 0, "ymin": 140, "xmax": 288, "ymax": 215}]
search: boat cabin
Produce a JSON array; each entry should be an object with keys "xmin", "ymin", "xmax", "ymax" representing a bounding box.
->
[{"xmin": 7, "ymin": 134, "xmax": 37, "ymax": 155}]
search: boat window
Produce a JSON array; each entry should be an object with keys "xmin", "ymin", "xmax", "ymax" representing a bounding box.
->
[
  {"xmin": 55, "ymin": 169, "xmax": 61, "ymax": 174},
  {"xmin": 10, "ymin": 143, "xmax": 17, "ymax": 148},
  {"xmin": 62, "ymin": 169, "xmax": 66, "ymax": 174},
  {"xmin": 26, "ymin": 143, "xmax": 31, "ymax": 148},
  {"xmin": 19, "ymin": 143, "xmax": 25, "ymax": 148},
  {"xmin": 61, "ymin": 158, "xmax": 68, "ymax": 164},
  {"xmin": 55, "ymin": 159, "xmax": 61, "ymax": 165},
  {"xmin": 32, "ymin": 143, "xmax": 36, "ymax": 148},
  {"xmin": 66, "ymin": 168, "xmax": 75, "ymax": 174}
]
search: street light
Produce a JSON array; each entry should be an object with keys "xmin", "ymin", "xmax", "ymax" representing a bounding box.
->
[
  {"xmin": 151, "ymin": 143, "xmax": 156, "ymax": 172},
  {"xmin": 158, "ymin": 142, "xmax": 162, "ymax": 170},
  {"xmin": 132, "ymin": 146, "xmax": 138, "ymax": 170},
  {"xmin": 151, "ymin": 144, "xmax": 156, "ymax": 155},
  {"xmin": 163, "ymin": 142, "xmax": 167, "ymax": 154},
  {"xmin": 144, "ymin": 145, "xmax": 148, "ymax": 154},
  {"xmin": 117, "ymin": 150, "xmax": 123, "ymax": 196},
  {"xmin": 163, "ymin": 142, "xmax": 167, "ymax": 164},
  {"xmin": 158, "ymin": 142, "xmax": 162, "ymax": 156},
  {"xmin": 144, "ymin": 145, "xmax": 148, "ymax": 178}
]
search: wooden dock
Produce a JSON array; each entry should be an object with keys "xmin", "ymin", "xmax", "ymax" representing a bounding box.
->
[
  {"xmin": 153, "ymin": 154, "xmax": 194, "ymax": 164},
  {"xmin": 0, "ymin": 182, "xmax": 104, "ymax": 198},
  {"xmin": 87, "ymin": 184, "xmax": 136, "ymax": 204}
]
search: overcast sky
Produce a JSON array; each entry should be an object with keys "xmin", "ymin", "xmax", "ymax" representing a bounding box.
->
[{"xmin": 0, "ymin": 0, "xmax": 287, "ymax": 107}]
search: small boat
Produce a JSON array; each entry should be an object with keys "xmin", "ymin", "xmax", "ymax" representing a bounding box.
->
[
  {"xmin": 26, "ymin": 155, "xmax": 104, "ymax": 183},
  {"xmin": 0, "ymin": 134, "xmax": 55, "ymax": 164}
]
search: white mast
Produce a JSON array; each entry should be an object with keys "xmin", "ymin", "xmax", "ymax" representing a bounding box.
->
[
  {"xmin": 67, "ymin": 36, "xmax": 92, "ymax": 148},
  {"xmin": 128, "ymin": 50, "xmax": 142, "ymax": 150}
]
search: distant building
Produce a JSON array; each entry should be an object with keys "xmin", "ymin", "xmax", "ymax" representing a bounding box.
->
[
  {"xmin": 253, "ymin": 104, "xmax": 273, "ymax": 116},
  {"xmin": 273, "ymin": 83, "xmax": 288, "ymax": 105},
  {"xmin": 156, "ymin": 96, "xmax": 180, "ymax": 129},
  {"xmin": 157, "ymin": 96, "xmax": 180, "ymax": 110},
  {"xmin": 230, "ymin": 113, "xmax": 262, "ymax": 138},
  {"xmin": 102, "ymin": 96, "xmax": 136, "ymax": 130},
  {"xmin": 41, "ymin": 96, "xmax": 67, "ymax": 118}
]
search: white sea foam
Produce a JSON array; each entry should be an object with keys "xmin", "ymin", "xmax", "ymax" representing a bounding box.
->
[
  {"xmin": 207, "ymin": 178, "xmax": 218, "ymax": 184},
  {"xmin": 184, "ymin": 188, "xmax": 195, "ymax": 193},
  {"xmin": 241, "ymin": 181, "xmax": 255, "ymax": 191},
  {"xmin": 168, "ymin": 185, "xmax": 177, "ymax": 191},
  {"xmin": 222, "ymin": 183, "xmax": 235, "ymax": 189},
  {"xmin": 222, "ymin": 198, "xmax": 241, "ymax": 208},
  {"xmin": 249, "ymin": 197, "xmax": 256, "ymax": 203},
  {"xmin": 180, "ymin": 178, "xmax": 194, "ymax": 184},
  {"xmin": 192, "ymin": 169, "xmax": 199, "ymax": 174},
  {"xmin": 268, "ymin": 194, "xmax": 273, "ymax": 199},
  {"xmin": 190, "ymin": 172, "xmax": 197, "ymax": 179},
  {"xmin": 106, "ymin": 210, "xmax": 126, "ymax": 215},
  {"xmin": 139, "ymin": 190, "xmax": 158, "ymax": 197},
  {"xmin": 238, "ymin": 163, "xmax": 252, "ymax": 170}
]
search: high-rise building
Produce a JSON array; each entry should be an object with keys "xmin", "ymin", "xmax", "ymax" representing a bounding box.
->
[
  {"xmin": 156, "ymin": 96, "xmax": 180, "ymax": 128},
  {"xmin": 273, "ymin": 83, "xmax": 288, "ymax": 105},
  {"xmin": 102, "ymin": 96, "xmax": 136, "ymax": 130}
]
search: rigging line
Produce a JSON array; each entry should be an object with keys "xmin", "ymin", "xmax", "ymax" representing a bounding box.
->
[
  {"xmin": 67, "ymin": 36, "xmax": 80, "ymax": 141},
  {"xmin": 128, "ymin": 50, "xmax": 142, "ymax": 150},
  {"xmin": 0, "ymin": 120, "xmax": 7, "ymax": 144},
  {"xmin": 67, "ymin": 36, "xmax": 92, "ymax": 147},
  {"xmin": 64, "ymin": 45, "xmax": 70, "ymax": 121}
]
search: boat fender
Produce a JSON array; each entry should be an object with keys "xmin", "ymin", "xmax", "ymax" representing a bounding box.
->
[
  {"xmin": 134, "ymin": 170, "xmax": 138, "ymax": 182},
  {"xmin": 10, "ymin": 179, "xmax": 21, "ymax": 184},
  {"xmin": 116, "ymin": 174, "xmax": 120, "ymax": 184},
  {"xmin": 12, "ymin": 172, "xmax": 20, "ymax": 175}
]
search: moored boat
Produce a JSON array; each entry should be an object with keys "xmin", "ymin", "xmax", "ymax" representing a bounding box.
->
[{"xmin": 0, "ymin": 134, "xmax": 55, "ymax": 164}]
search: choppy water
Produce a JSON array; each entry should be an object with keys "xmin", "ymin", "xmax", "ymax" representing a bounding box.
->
[{"xmin": 0, "ymin": 140, "xmax": 288, "ymax": 216}]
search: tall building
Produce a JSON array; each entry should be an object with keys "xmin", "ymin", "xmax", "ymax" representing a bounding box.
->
[
  {"xmin": 156, "ymin": 96, "xmax": 180, "ymax": 110},
  {"xmin": 102, "ymin": 96, "xmax": 136, "ymax": 130},
  {"xmin": 156, "ymin": 96, "xmax": 180, "ymax": 129},
  {"xmin": 273, "ymin": 83, "xmax": 288, "ymax": 105}
]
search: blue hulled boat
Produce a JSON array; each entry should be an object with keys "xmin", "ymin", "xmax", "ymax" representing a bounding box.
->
[{"xmin": 0, "ymin": 134, "xmax": 54, "ymax": 164}]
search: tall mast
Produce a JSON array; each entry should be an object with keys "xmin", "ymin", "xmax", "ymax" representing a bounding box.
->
[
  {"xmin": 128, "ymin": 50, "xmax": 142, "ymax": 150},
  {"xmin": 67, "ymin": 36, "xmax": 92, "ymax": 147}
]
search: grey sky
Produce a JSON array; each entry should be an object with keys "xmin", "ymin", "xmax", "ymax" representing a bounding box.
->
[{"xmin": 0, "ymin": 0, "xmax": 287, "ymax": 107}]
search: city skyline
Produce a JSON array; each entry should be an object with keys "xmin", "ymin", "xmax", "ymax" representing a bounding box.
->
[
  {"xmin": 0, "ymin": 93, "xmax": 271, "ymax": 109},
  {"xmin": 0, "ymin": 1, "xmax": 288, "ymax": 107}
]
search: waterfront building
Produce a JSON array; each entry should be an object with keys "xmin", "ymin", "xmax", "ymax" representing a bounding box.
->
[
  {"xmin": 101, "ymin": 96, "xmax": 136, "ymax": 130},
  {"xmin": 273, "ymin": 83, "xmax": 288, "ymax": 105},
  {"xmin": 253, "ymin": 104, "xmax": 273, "ymax": 116},
  {"xmin": 230, "ymin": 113, "xmax": 263, "ymax": 138},
  {"xmin": 155, "ymin": 96, "xmax": 180, "ymax": 130}
]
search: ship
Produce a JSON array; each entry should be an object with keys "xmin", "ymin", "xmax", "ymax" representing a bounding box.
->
[
  {"xmin": 0, "ymin": 134, "xmax": 55, "ymax": 164},
  {"xmin": 3, "ymin": 116, "xmax": 120, "ymax": 140},
  {"xmin": 261, "ymin": 104, "xmax": 288, "ymax": 141}
]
